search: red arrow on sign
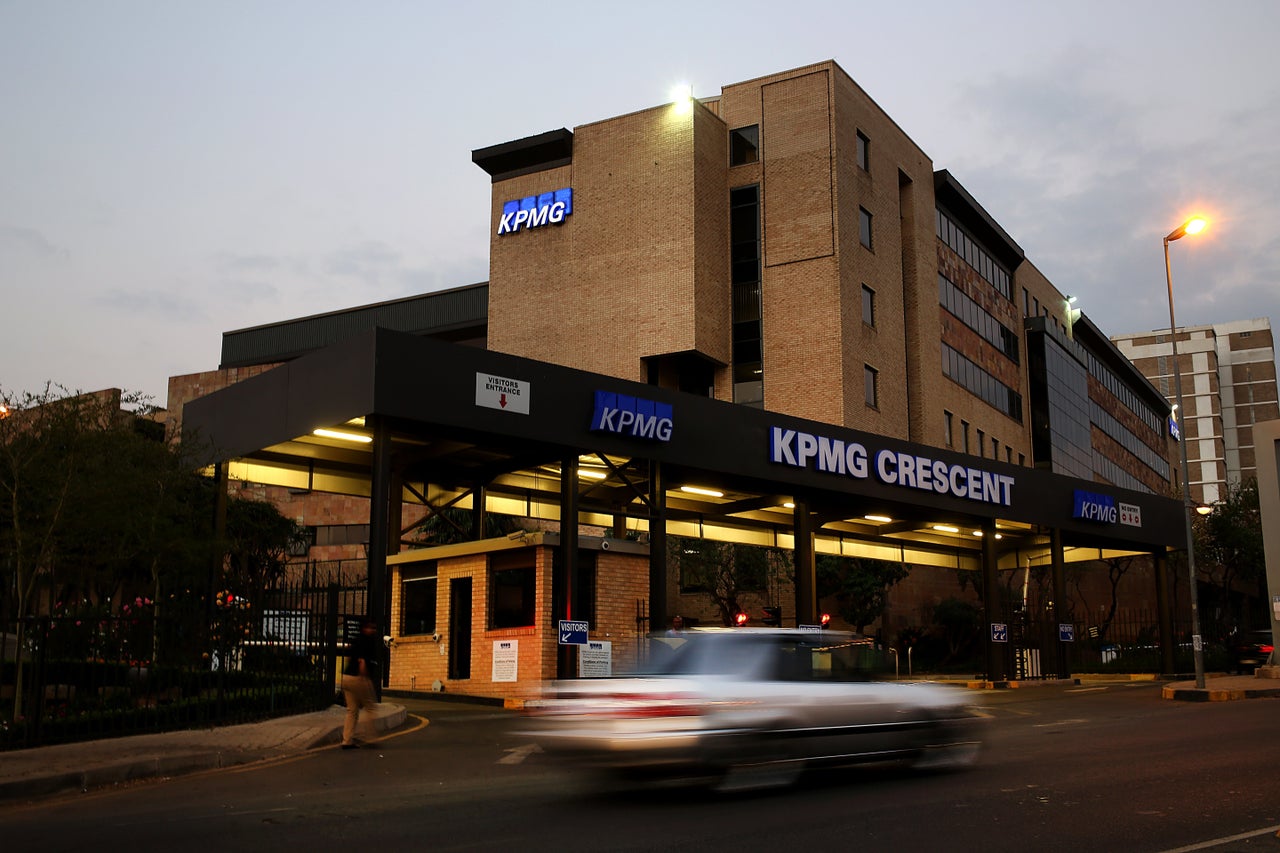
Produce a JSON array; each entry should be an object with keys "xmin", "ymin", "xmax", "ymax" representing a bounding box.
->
[{"xmin": 500, "ymin": 393, "xmax": 508, "ymax": 408}]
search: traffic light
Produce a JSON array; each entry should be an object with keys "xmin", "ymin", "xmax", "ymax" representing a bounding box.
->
[
  {"xmin": 733, "ymin": 611, "xmax": 749, "ymax": 627},
  {"xmin": 762, "ymin": 606, "xmax": 782, "ymax": 627}
]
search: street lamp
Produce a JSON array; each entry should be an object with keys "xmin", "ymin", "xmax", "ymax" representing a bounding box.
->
[{"xmin": 1163, "ymin": 214, "xmax": 1208, "ymax": 689}]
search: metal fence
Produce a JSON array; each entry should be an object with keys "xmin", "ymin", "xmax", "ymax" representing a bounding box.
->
[{"xmin": 1, "ymin": 582, "xmax": 368, "ymax": 750}]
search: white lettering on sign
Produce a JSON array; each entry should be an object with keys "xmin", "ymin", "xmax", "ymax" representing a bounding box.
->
[
  {"xmin": 475, "ymin": 373, "xmax": 530, "ymax": 415},
  {"xmin": 1119, "ymin": 503, "xmax": 1142, "ymax": 527},
  {"xmin": 769, "ymin": 427, "xmax": 1013, "ymax": 506}
]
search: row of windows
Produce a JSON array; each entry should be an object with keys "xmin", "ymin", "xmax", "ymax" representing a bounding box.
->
[
  {"xmin": 1085, "ymin": 350, "xmax": 1164, "ymax": 435},
  {"xmin": 936, "ymin": 208, "xmax": 1011, "ymax": 301},
  {"xmin": 1094, "ymin": 455, "xmax": 1154, "ymax": 495},
  {"xmin": 1090, "ymin": 400, "xmax": 1172, "ymax": 481},
  {"xmin": 943, "ymin": 410, "xmax": 1025, "ymax": 464},
  {"xmin": 939, "ymin": 273, "xmax": 1019, "ymax": 364},
  {"xmin": 941, "ymin": 344, "xmax": 1023, "ymax": 422},
  {"xmin": 401, "ymin": 559, "xmax": 601, "ymax": 636}
]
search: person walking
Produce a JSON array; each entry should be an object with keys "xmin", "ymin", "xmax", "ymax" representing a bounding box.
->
[{"xmin": 341, "ymin": 619, "xmax": 380, "ymax": 749}]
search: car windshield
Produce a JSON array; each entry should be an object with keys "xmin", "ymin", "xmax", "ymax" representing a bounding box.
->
[{"xmin": 631, "ymin": 632, "xmax": 882, "ymax": 681}]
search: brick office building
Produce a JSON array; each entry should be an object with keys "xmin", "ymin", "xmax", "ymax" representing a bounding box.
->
[
  {"xmin": 172, "ymin": 60, "xmax": 1187, "ymax": 695},
  {"xmin": 1113, "ymin": 318, "xmax": 1279, "ymax": 506}
]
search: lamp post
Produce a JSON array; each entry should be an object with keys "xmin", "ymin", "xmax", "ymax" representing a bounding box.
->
[{"xmin": 1163, "ymin": 215, "xmax": 1207, "ymax": 689}]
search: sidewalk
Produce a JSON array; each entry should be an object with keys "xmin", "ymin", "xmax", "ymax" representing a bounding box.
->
[
  {"xmin": 1161, "ymin": 669, "xmax": 1280, "ymax": 701},
  {"xmin": 0, "ymin": 701, "xmax": 405, "ymax": 805}
]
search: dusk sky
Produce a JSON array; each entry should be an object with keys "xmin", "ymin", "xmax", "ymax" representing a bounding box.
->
[{"xmin": 3, "ymin": 1, "xmax": 1277, "ymax": 406}]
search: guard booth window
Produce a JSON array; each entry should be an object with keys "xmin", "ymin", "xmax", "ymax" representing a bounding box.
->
[
  {"xmin": 401, "ymin": 564, "xmax": 438, "ymax": 635},
  {"xmin": 489, "ymin": 551, "xmax": 536, "ymax": 629}
]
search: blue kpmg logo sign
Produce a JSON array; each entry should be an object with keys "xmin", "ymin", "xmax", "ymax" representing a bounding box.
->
[
  {"xmin": 590, "ymin": 392, "xmax": 673, "ymax": 442},
  {"xmin": 496, "ymin": 187, "xmax": 573, "ymax": 235},
  {"xmin": 1169, "ymin": 416, "xmax": 1181, "ymax": 441},
  {"xmin": 1073, "ymin": 489, "xmax": 1118, "ymax": 523}
]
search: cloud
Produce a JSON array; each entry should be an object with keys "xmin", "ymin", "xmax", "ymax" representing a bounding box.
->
[{"xmin": 0, "ymin": 225, "xmax": 70, "ymax": 262}]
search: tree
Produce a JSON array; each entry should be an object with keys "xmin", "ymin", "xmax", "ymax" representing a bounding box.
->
[
  {"xmin": 932, "ymin": 597, "xmax": 981, "ymax": 665},
  {"xmin": 223, "ymin": 496, "xmax": 308, "ymax": 604},
  {"xmin": 815, "ymin": 555, "xmax": 909, "ymax": 634},
  {"xmin": 674, "ymin": 536, "xmax": 785, "ymax": 627},
  {"xmin": 410, "ymin": 506, "xmax": 520, "ymax": 546},
  {"xmin": 1195, "ymin": 478, "xmax": 1265, "ymax": 630},
  {"xmin": 0, "ymin": 385, "xmax": 214, "ymax": 720}
]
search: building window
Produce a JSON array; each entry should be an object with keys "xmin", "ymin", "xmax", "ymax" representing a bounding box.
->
[
  {"xmin": 859, "ymin": 207, "xmax": 873, "ymax": 250},
  {"xmin": 1023, "ymin": 288, "xmax": 1030, "ymax": 317},
  {"xmin": 489, "ymin": 552, "xmax": 536, "ymax": 629},
  {"xmin": 856, "ymin": 130, "xmax": 870, "ymax": 171},
  {"xmin": 731, "ymin": 185, "xmax": 764, "ymax": 407},
  {"xmin": 401, "ymin": 567, "xmax": 438, "ymax": 636},
  {"xmin": 864, "ymin": 364, "xmax": 878, "ymax": 408},
  {"xmin": 944, "ymin": 410, "xmax": 954, "ymax": 447},
  {"xmin": 730, "ymin": 125, "xmax": 759, "ymax": 166},
  {"xmin": 861, "ymin": 284, "xmax": 875, "ymax": 327},
  {"xmin": 1006, "ymin": 446, "xmax": 1013, "ymax": 464},
  {"xmin": 976, "ymin": 429, "xmax": 986, "ymax": 458},
  {"xmin": 961, "ymin": 420, "xmax": 970, "ymax": 454}
]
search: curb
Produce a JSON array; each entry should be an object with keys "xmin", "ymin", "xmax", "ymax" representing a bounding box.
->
[
  {"xmin": 0, "ymin": 703, "xmax": 408, "ymax": 804},
  {"xmin": 1161, "ymin": 685, "xmax": 1280, "ymax": 702}
]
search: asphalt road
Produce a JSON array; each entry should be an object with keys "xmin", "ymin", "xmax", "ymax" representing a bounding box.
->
[{"xmin": 2, "ymin": 683, "xmax": 1278, "ymax": 853}]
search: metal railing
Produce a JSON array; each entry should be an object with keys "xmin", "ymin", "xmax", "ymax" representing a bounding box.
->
[{"xmin": 1, "ymin": 582, "xmax": 367, "ymax": 750}]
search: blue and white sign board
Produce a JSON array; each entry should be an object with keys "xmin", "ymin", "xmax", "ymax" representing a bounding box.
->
[
  {"xmin": 1169, "ymin": 416, "xmax": 1181, "ymax": 441},
  {"xmin": 578, "ymin": 640, "xmax": 612, "ymax": 677},
  {"xmin": 1059, "ymin": 623, "xmax": 1075, "ymax": 643},
  {"xmin": 991, "ymin": 623, "xmax": 1009, "ymax": 643},
  {"xmin": 476, "ymin": 373, "xmax": 530, "ymax": 415},
  {"xmin": 1073, "ymin": 489, "xmax": 1117, "ymax": 523},
  {"xmin": 559, "ymin": 620, "xmax": 589, "ymax": 645}
]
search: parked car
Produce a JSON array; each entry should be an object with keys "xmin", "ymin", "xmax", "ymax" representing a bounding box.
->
[
  {"xmin": 523, "ymin": 628, "xmax": 985, "ymax": 792},
  {"xmin": 1231, "ymin": 628, "xmax": 1274, "ymax": 674}
]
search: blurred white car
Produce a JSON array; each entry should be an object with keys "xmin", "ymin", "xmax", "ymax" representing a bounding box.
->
[{"xmin": 524, "ymin": 628, "xmax": 984, "ymax": 791}]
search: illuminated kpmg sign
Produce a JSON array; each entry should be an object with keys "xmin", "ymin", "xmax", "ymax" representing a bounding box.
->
[
  {"xmin": 1169, "ymin": 416, "xmax": 1181, "ymax": 441},
  {"xmin": 496, "ymin": 187, "xmax": 573, "ymax": 235},
  {"xmin": 590, "ymin": 392, "xmax": 673, "ymax": 442},
  {"xmin": 1072, "ymin": 489, "xmax": 1143, "ymax": 527},
  {"xmin": 769, "ymin": 427, "xmax": 1014, "ymax": 506},
  {"xmin": 1073, "ymin": 489, "xmax": 1118, "ymax": 523}
]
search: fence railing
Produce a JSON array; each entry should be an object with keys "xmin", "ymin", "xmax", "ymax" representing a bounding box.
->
[{"xmin": 1, "ymin": 582, "xmax": 368, "ymax": 750}]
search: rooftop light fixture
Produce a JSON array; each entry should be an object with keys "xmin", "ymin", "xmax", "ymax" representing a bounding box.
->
[
  {"xmin": 932, "ymin": 524, "xmax": 960, "ymax": 534},
  {"xmin": 864, "ymin": 514, "xmax": 893, "ymax": 523}
]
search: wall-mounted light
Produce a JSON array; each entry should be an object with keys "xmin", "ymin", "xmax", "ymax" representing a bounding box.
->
[
  {"xmin": 932, "ymin": 524, "xmax": 960, "ymax": 534},
  {"xmin": 864, "ymin": 514, "xmax": 893, "ymax": 523}
]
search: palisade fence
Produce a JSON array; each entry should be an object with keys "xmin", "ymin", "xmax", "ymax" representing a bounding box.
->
[
  {"xmin": 899, "ymin": 604, "xmax": 1232, "ymax": 680},
  {"xmin": 0, "ymin": 581, "xmax": 368, "ymax": 750}
]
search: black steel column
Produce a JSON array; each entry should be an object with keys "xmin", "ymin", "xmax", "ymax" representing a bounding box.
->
[
  {"xmin": 648, "ymin": 462, "xmax": 667, "ymax": 634},
  {"xmin": 471, "ymin": 483, "xmax": 488, "ymax": 540},
  {"xmin": 1050, "ymin": 527, "xmax": 1069, "ymax": 678},
  {"xmin": 982, "ymin": 520, "xmax": 1004, "ymax": 681},
  {"xmin": 559, "ymin": 456, "xmax": 579, "ymax": 678},
  {"xmin": 1155, "ymin": 550, "xmax": 1176, "ymax": 675},
  {"xmin": 367, "ymin": 415, "xmax": 391, "ymax": 631},
  {"xmin": 793, "ymin": 500, "xmax": 816, "ymax": 626}
]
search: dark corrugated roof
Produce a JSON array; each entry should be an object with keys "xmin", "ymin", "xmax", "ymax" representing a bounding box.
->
[{"xmin": 219, "ymin": 283, "xmax": 488, "ymax": 368}]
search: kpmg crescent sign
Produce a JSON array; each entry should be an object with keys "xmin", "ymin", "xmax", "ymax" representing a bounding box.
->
[
  {"xmin": 497, "ymin": 187, "xmax": 573, "ymax": 235},
  {"xmin": 769, "ymin": 426, "xmax": 1014, "ymax": 506},
  {"xmin": 590, "ymin": 392, "xmax": 673, "ymax": 442}
]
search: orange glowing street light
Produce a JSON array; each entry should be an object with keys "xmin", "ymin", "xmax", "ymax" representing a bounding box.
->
[{"xmin": 1162, "ymin": 214, "xmax": 1209, "ymax": 689}]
